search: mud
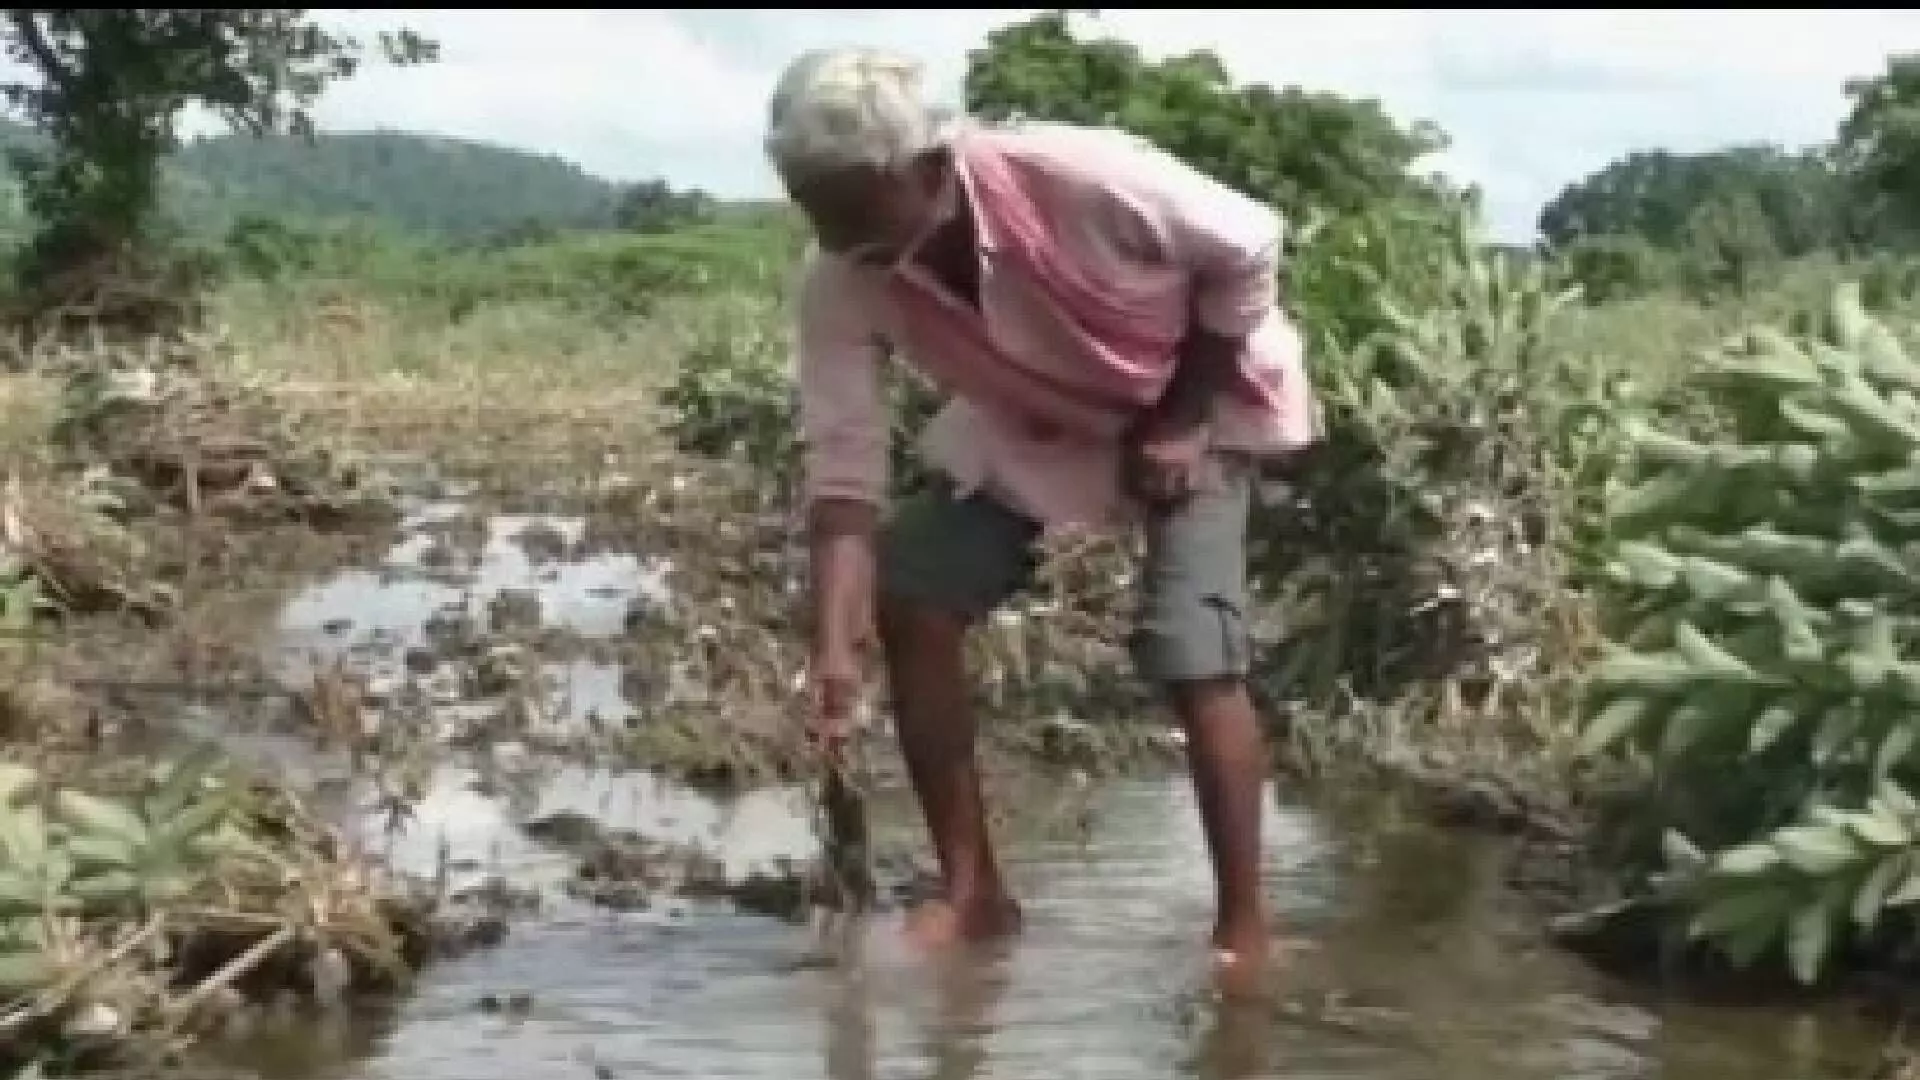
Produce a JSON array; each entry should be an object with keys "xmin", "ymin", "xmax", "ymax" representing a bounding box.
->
[
  {"xmin": 10, "ymin": 445, "xmax": 1914, "ymax": 1079},
  {"xmin": 161, "ymin": 774, "xmax": 1894, "ymax": 1080}
]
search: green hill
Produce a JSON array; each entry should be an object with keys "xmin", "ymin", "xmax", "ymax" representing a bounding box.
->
[
  {"xmin": 0, "ymin": 119, "xmax": 761, "ymax": 242},
  {"xmin": 168, "ymin": 128, "xmax": 625, "ymax": 238}
]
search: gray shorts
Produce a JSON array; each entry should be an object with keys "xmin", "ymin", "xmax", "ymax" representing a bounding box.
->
[{"xmin": 878, "ymin": 458, "xmax": 1253, "ymax": 686}]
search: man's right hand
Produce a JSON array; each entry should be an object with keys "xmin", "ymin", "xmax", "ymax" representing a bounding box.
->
[
  {"xmin": 808, "ymin": 643, "xmax": 863, "ymax": 749},
  {"xmin": 805, "ymin": 497, "xmax": 880, "ymax": 754}
]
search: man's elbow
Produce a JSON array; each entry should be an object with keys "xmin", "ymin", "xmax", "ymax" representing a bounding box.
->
[
  {"xmin": 801, "ymin": 439, "xmax": 887, "ymax": 533},
  {"xmin": 806, "ymin": 491, "xmax": 882, "ymax": 538},
  {"xmin": 1191, "ymin": 260, "xmax": 1279, "ymax": 339},
  {"xmin": 1188, "ymin": 208, "xmax": 1284, "ymax": 337}
]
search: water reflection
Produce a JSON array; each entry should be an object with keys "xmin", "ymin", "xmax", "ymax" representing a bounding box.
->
[
  {"xmin": 205, "ymin": 776, "xmax": 1895, "ymax": 1080},
  {"xmin": 817, "ymin": 946, "xmax": 1290, "ymax": 1080},
  {"xmin": 821, "ymin": 950, "xmax": 1014, "ymax": 1080},
  {"xmin": 1186, "ymin": 1000, "xmax": 1271, "ymax": 1080}
]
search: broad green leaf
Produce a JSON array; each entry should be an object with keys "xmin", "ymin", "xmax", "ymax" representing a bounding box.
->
[
  {"xmin": 1844, "ymin": 809, "xmax": 1911, "ymax": 848},
  {"xmin": 1886, "ymin": 860, "xmax": 1920, "ymax": 907},
  {"xmin": 1717, "ymin": 916, "xmax": 1779, "ymax": 970},
  {"xmin": 1811, "ymin": 703, "xmax": 1862, "ymax": 765},
  {"xmin": 1580, "ymin": 695, "xmax": 1649, "ymax": 756},
  {"xmin": 54, "ymin": 790, "xmax": 147, "ymax": 845},
  {"xmin": 0, "ymin": 872, "xmax": 39, "ymax": 914},
  {"xmin": 1855, "ymin": 853, "xmax": 1909, "ymax": 929},
  {"xmin": 153, "ymin": 796, "xmax": 230, "ymax": 851},
  {"xmin": 0, "ymin": 805, "xmax": 47, "ymax": 864},
  {"xmin": 1875, "ymin": 724, "xmax": 1918, "ymax": 780},
  {"xmin": 1787, "ymin": 901, "xmax": 1834, "ymax": 985},
  {"xmin": 1673, "ymin": 621, "xmax": 1758, "ymax": 680},
  {"xmin": 144, "ymin": 749, "xmax": 223, "ymax": 822},
  {"xmin": 1877, "ymin": 778, "xmax": 1920, "ymax": 822},
  {"xmin": 1811, "ymin": 805, "xmax": 1854, "ymax": 830},
  {"xmin": 1748, "ymin": 700, "xmax": 1800, "ymax": 754},
  {"xmin": 1690, "ymin": 885, "xmax": 1791, "ymax": 939},
  {"xmin": 64, "ymin": 833, "xmax": 137, "ymax": 869},
  {"xmin": 65, "ymin": 870, "xmax": 140, "ymax": 908},
  {"xmin": 0, "ymin": 949, "xmax": 51, "ymax": 993},
  {"xmin": 1773, "ymin": 824, "xmax": 1861, "ymax": 875},
  {"xmin": 139, "ymin": 873, "xmax": 195, "ymax": 904},
  {"xmin": 0, "ymin": 764, "xmax": 35, "ymax": 806},
  {"xmin": 1714, "ymin": 842, "xmax": 1783, "ymax": 877},
  {"xmin": 1662, "ymin": 829, "xmax": 1706, "ymax": 872},
  {"xmin": 1658, "ymin": 691, "xmax": 1719, "ymax": 761}
]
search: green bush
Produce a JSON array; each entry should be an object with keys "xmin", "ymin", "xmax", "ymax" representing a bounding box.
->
[
  {"xmin": 659, "ymin": 316, "xmax": 941, "ymax": 502},
  {"xmin": 1253, "ymin": 201, "xmax": 1619, "ymax": 720},
  {"xmin": 215, "ymin": 218, "xmax": 798, "ymax": 325},
  {"xmin": 1579, "ymin": 283, "xmax": 1920, "ymax": 983}
]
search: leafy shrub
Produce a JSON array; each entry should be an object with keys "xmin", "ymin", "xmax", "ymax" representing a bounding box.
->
[
  {"xmin": 660, "ymin": 320, "xmax": 797, "ymax": 495},
  {"xmin": 1253, "ymin": 203, "xmax": 1615, "ymax": 737},
  {"xmin": 1557, "ymin": 234, "xmax": 1676, "ymax": 305},
  {"xmin": 1579, "ymin": 283, "xmax": 1920, "ymax": 983},
  {"xmin": 219, "ymin": 220, "xmax": 797, "ymax": 327},
  {"xmin": 0, "ymin": 755, "xmax": 414, "ymax": 1070},
  {"xmin": 659, "ymin": 317, "xmax": 941, "ymax": 503}
]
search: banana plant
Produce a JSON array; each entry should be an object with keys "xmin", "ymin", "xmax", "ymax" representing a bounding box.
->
[
  {"xmin": 0, "ymin": 753, "xmax": 241, "ymax": 999},
  {"xmin": 1578, "ymin": 284, "xmax": 1920, "ymax": 983}
]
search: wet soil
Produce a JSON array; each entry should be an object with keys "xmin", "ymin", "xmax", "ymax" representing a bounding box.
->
[
  {"xmin": 192, "ymin": 775, "xmax": 1894, "ymax": 1080},
  {"xmin": 25, "ymin": 458, "xmax": 1914, "ymax": 1080}
]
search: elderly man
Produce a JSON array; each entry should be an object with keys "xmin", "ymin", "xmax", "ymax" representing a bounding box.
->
[{"xmin": 766, "ymin": 48, "xmax": 1318, "ymax": 986}]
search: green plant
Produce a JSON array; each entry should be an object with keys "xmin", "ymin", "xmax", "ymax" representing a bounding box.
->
[
  {"xmin": 1579, "ymin": 283, "xmax": 1920, "ymax": 983},
  {"xmin": 660, "ymin": 318, "xmax": 941, "ymax": 503},
  {"xmin": 660, "ymin": 319, "xmax": 798, "ymax": 494},
  {"xmin": 1253, "ymin": 202, "xmax": 1606, "ymax": 725},
  {"xmin": 0, "ymin": 755, "xmax": 416, "ymax": 1068}
]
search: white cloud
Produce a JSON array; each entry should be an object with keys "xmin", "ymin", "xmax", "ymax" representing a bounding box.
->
[{"xmin": 293, "ymin": 9, "xmax": 1920, "ymax": 241}]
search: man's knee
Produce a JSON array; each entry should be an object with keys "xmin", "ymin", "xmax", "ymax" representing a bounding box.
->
[
  {"xmin": 1128, "ymin": 594, "xmax": 1252, "ymax": 688},
  {"xmin": 878, "ymin": 591, "xmax": 970, "ymax": 653},
  {"xmin": 1132, "ymin": 456, "xmax": 1255, "ymax": 688}
]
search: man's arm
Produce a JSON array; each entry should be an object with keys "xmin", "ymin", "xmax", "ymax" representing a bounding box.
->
[
  {"xmin": 1151, "ymin": 327, "xmax": 1245, "ymax": 432},
  {"xmin": 794, "ymin": 254, "xmax": 889, "ymax": 724},
  {"xmin": 1108, "ymin": 139, "xmax": 1285, "ymax": 429}
]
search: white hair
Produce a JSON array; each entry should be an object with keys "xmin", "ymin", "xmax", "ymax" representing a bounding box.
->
[{"xmin": 765, "ymin": 48, "xmax": 954, "ymax": 180}]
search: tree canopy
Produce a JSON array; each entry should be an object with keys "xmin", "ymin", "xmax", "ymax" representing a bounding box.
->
[
  {"xmin": 962, "ymin": 11, "xmax": 1447, "ymax": 225},
  {"xmin": 0, "ymin": 8, "xmax": 435, "ymax": 287}
]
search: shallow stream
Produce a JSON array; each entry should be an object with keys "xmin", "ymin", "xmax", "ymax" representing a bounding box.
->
[{"xmin": 159, "ymin": 496, "xmax": 1899, "ymax": 1080}]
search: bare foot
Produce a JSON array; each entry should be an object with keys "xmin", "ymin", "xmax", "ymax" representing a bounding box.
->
[
  {"xmin": 903, "ymin": 895, "xmax": 1024, "ymax": 952},
  {"xmin": 1210, "ymin": 925, "xmax": 1273, "ymax": 1001}
]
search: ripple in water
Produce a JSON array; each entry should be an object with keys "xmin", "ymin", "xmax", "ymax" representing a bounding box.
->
[{"xmin": 213, "ymin": 776, "xmax": 1889, "ymax": 1080}]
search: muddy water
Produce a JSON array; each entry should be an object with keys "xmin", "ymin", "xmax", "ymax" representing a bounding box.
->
[{"xmin": 206, "ymin": 503, "xmax": 1893, "ymax": 1080}]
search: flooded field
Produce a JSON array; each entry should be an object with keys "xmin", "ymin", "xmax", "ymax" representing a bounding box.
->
[
  {"xmin": 216, "ymin": 773, "xmax": 1892, "ymax": 1080},
  {"xmin": 49, "ymin": 476, "xmax": 1904, "ymax": 1080}
]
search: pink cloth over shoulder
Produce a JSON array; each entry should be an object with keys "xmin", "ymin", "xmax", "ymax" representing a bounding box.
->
[{"xmin": 794, "ymin": 120, "xmax": 1320, "ymax": 532}]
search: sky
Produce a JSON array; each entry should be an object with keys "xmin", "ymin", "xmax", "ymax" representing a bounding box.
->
[{"xmin": 289, "ymin": 9, "xmax": 1920, "ymax": 243}]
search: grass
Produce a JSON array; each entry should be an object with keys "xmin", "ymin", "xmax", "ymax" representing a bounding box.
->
[
  {"xmin": 0, "ymin": 373, "xmax": 55, "ymax": 465},
  {"xmin": 17, "ymin": 206, "xmax": 1920, "ymax": 1049},
  {"xmin": 207, "ymin": 279, "xmax": 786, "ymax": 490}
]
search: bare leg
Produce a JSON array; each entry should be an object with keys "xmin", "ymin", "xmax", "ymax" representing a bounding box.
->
[
  {"xmin": 1169, "ymin": 676, "xmax": 1270, "ymax": 993},
  {"xmin": 879, "ymin": 597, "xmax": 1022, "ymax": 945}
]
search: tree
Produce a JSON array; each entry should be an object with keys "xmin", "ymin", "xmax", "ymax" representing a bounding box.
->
[
  {"xmin": 613, "ymin": 178, "xmax": 716, "ymax": 235},
  {"xmin": 1679, "ymin": 189, "xmax": 1781, "ymax": 297},
  {"xmin": 1557, "ymin": 234, "xmax": 1673, "ymax": 304},
  {"xmin": 1838, "ymin": 53, "xmax": 1920, "ymax": 232},
  {"xmin": 0, "ymin": 9, "xmax": 436, "ymax": 293},
  {"xmin": 962, "ymin": 11, "xmax": 1445, "ymax": 225},
  {"xmin": 1536, "ymin": 146, "xmax": 1847, "ymax": 259}
]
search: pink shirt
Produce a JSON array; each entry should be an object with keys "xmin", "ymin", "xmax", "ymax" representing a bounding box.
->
[{"xmin": 794, "ymin": 121, "xmax": 1320, "ymax": 532}]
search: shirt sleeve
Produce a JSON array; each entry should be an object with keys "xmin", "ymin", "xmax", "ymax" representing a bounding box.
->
[
  {"xmin": 794, "ymin": 251, "xmax": 890, "ymax": 509},
  {"xmin": 1105, "ymin": 137, "xmax": 1286, "ymax": 339}
]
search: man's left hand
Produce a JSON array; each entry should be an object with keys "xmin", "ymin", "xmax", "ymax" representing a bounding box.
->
[{"xmin": 1124, "ymin": 414, "xmax": 1211, "ymax": 509}]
